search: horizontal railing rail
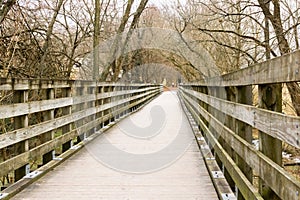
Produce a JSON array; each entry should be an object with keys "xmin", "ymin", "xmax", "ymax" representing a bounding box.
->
[
  {"xmin": 179, "ymin": 50, "xmax": 300, "ymax": 200},
  {"xmin": 0, "ymin": 78, "xmax": 162, "ymax": 191}
]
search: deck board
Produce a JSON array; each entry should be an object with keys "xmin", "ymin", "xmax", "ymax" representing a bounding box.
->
[{"xmin": 12, "ymin": 91, "xmax": 218, "ymax": 200}]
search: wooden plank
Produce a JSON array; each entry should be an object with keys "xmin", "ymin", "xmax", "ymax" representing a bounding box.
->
[
  {"xmin": 0, "ymin": 87, "xmax": 159, "ymax": 119},
  {"xmin": 0, "ymin": 78, "xmax": 161, "ymax": 91},
  {"xmin": 179, "ymin": 95, "xmax": 236, "ymax": 199},
  {"xmin": 42, "ymin": 88, "xmax": 55, "ymax": 165},
  {"xmin": 0, "ymin": 97, "xmax": 73, "ymax": 119},
  {"xmin": 13, "ymin": 90, "xmax": 30, "ymax": 182},
  {"xmin": 0, "ymin": 91, "xmax": 160, "ymax": 177},
  {"xmin": 96, "ymin": 82, "xmax": 161, "ymax": 87},
  {"xmin": 0, "ymin": 127, "xmax": 80, "ymax": 178},
  {"xmin": 95, "ymin": 86, "xmax": 159, "ymax": 100},
  {"xmin": 181, "ymin": 93, "xmax": 262, "ymax": 200},
  {"xmin": 181, "ymin": 92, "xmax": 300, "ymax": 200},
  {"xmin": 8, "ymin": 92, "xmax": 218, "ymax": 200},
  {"xmin": 0, "ymin": 107, "xmax": 96, "ymax": 149},
  {"xmin": 235, "ymin": 86, "xmax": 253, "ymax": 200},
  {"xmin": 184, "ymin": 49, "xmax": 300, "ymax": 86},
  {"xmin": 96, "ymin": 89, "xmax": 159, "ymax": 112},
  {"xmin": 62, "ymin": 87, "xmax": 72, "ymax": 152},
  {"xmin": 0, "ymin": 89, "xmax": 158, "ymax": 149},
  {"xmin": 181, "ymin": 87, "xmax": 300, "ymax": 148},
  {"xmin": 258, "ymin": 84, "xmax": 282, "ymax": 199},
  {"xmin": 0, "ymin": 78, "xmax": 72, "ymax": 90}
]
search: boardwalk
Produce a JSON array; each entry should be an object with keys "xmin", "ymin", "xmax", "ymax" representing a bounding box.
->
[{"xmin": 11, "ymin": 91, "xmax": 218, "ymax": 200}]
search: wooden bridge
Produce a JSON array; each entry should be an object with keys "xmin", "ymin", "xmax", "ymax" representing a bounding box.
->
[{"xmin": 1, "ymin": 50, "xmax": 300, "ymax": 199}]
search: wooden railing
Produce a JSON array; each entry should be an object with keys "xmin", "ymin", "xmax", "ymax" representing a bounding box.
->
[
  {"xmin": 0, "ymin": 78, "xmax": 162, "ymax": 192},
  {"xmin": 179, "ymin": 50, "xmax": 300, "ymax": 200}
]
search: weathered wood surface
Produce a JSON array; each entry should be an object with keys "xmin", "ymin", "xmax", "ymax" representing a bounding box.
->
[
  {"xmin": 181, "ymin": 91, "xmax": 300, "ymax": 200},
  {"xmin": 183, "ymin": 49, "xmax": 300, "ymax": 86},
  {"xmin": 0, "ymin": 78, "xmax": 161, "ymax": 193},
  {"xmin": 0, "ymin": 91, "xmax": 159, "ymax": 177},
  {"xmin": 181, "ymin": 92, "xmax": 263, "ymax": 200},
  {"xmin": 0, "ymin": 87, "xmax": 158, "ymax": 119},
  {"xmin": 0, "ymin": 88, "xmax": 160, "ymax": 149},
  {"xmin": 0, "ymin": 78, "xmax": 160, "ymax": 91},
  {"xmin": 180, "ymin": 96, "xmax": 236, "ymax": 199},
  {"xmin": 181, "ymin": 87, "xmax": 300, "ymax": 148},
  {"xmin": 11, "ymin": 92, "xmax": 218, "ymax": 200}
]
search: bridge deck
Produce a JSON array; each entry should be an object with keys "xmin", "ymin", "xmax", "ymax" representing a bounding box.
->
[{"xmin": 12, "ymin": 91, "xmax": 218, "ymax": 200}]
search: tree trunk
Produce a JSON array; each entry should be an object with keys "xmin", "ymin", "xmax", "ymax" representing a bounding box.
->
[
  {"xmin": 99, "ymin": 0, "xmax": 134, "ymax": 81},
  {"xmin": 111, "ymin": 0, "xmax": 149, "ymax": 81},
  {"xmin": 0, "ymin": 0, "xmax": 16, "ymax": 24},
  {"xmin": 93, "ymin": 0, "xmax": 101, "ymax": 80},
  {"xmin": 39, "ymin": 0, "xmax": 64, "ymax": 78},
  {"xmin": 258, "ymin": 0, "xmax": 300, "ymax": 116}
]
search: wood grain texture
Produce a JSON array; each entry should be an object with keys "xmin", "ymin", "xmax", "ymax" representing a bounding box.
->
[
  {"xmin": 182, "ymin": 49, "xmax": 300, "ymax": 86},
  {"xmin": 0, "ymin": 78, "xmax": 161, "ymax": 91},
  {"xmin": 0, "ymin": 87, "xmax": 159, "ymax": 119},
  {"xmin": 11, "ymin": 92, "xmax": 218, "ymax": 200},
  {"xmin": 0, "ymin": 89, "xmax": 160, "ymax": 149},
  {"xmin": 181, "ymin": 91, "xmax": 300, "ymax": 200},
  {"xmin": 180, "ymin": 96, "xmax": 236, "ymax": 199},
  {"xmin": 181, "ymin": 87, "xmax": 300, "ymax": 148},
  {"xmin": 0, "ymin": 79, "xmax": 161, "ymax": 189},
  {"xmin": 0, "ymin": 91, "xmax": 160, "ymax": 178}
]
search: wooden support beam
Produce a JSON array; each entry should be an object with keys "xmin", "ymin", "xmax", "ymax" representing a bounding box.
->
[
  {"xmin": 235, "ymin": 86, "xmax": 253, "ymax": 200},
  {"xmin": 258, "ymin": 84, "xmax": 282, "ymax": 200},
  {"xmin": 62, "ymin": 87, "xmax": 72, "ymax": 153},
  {"xmin": 180, "ymin": 90, "xmax": 300, "ymax": 200},
  {"xmin": 224, "ymin": 87, "xmax": 236, "ymax": 193},
  {"xmin": 42, "ymin": 88, "xmax": 55, "ymax": 165},
  {"xmin": 181, "ymin": 87, "xmax": 300, "ymax": 148},
  {"xmin": 13, "ymin": 90, "xmax": 29, "ymax": 182},
  {"xmin": 180, "ymin": 92, "xmax": 263, "ymax": 200}
]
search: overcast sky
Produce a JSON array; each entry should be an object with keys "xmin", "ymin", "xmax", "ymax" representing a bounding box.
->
[{"xmin": 144, "ymin": 0, "xmax": 186, "ymax": 8}]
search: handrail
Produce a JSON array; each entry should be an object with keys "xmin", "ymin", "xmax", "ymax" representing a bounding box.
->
[
  {"xmin": 0, "ymin": 78, "xmax": 162, "ymax": 190},
  {"xmin": 179, "ymin": 50, "xmax": 300, "ymax": 200}
]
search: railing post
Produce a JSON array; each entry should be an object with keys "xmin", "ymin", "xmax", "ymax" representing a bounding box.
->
[
  {"xmin": 82, "ymin": 84, "xmax": 89, "ymax": 139},
  {"xmin": 258, "ymin": 84, "xmax": 282, "ymax": 200},
  {"xmin": 114, "ymin": 86, "xmax": 119, "ymax": 120},
  {"xmin": 62, "ymin": 86, "xmax": 72, "ymax": 152},
  {"xmin": 110, "ymin": 85, "xmax": 114, "ymax": 123},
  {"xmin": 87, "ymin": 84, "xmax": 96, "ymax": 137},
  {"xmin": 13, "ymin": 89, "xmax": 29, "ymax": 181},
  {"xmin": 103, "ymin": 86, "xmax": 110, "ymax": 126},
  {"xmin": 222, "ymin": 86, "xmax": 236, "ymax": 192},
  {"xmin": 76, "ymin": 84, "xmax": 85, "ymax": 143},
  {"xmin": 209, "ymin": 87, "xmax": 223, "ymax": 168},
  {"xmin": 42, "ymin": 88, "xmax": 55, "ymax": 165},
  {"xmin": 95, "ymin": 83, "xmax": 100, "ymax": 130},
  {"xmin": 100, "ymin": 85, "xmax": 105, "ymax": 128},
  {"xmin": 235, "ymin": 86, "xmax": 253, "ymax": 200},
  {"xmin": 91, "ymin": 83, "xmax": 97, "ymax": 133},
  {"xmin": 200, "ymin": 86, "xmax": 209, "ymax": 142}
]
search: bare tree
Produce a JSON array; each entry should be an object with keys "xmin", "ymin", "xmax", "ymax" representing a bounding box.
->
[
  {"xmin": 99, "ymin": 0, "xmax": 150, "ymax": 82},
  {"xmin": 38, "ymin": 0, "xmax": 65, "ymax": 77},
  {"xmin": 93, "ymin": 0, "xmax": 101, "ymax": 80},
  {"xmin": 0, "ymin": 0, "xmax": 16, "ymax": 24},
  {"xmin": 258, "ymin": 0, "xmax": 300, "ymax": 116}
]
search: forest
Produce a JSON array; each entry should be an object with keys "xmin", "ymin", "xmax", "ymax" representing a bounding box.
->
[
  {"xmin": 1, "ymin": 1, "xmax": 300, "ymax": 198},
  {"xmin": 0, "ymin": 0, "xmax": 299, "ymax": 109}
]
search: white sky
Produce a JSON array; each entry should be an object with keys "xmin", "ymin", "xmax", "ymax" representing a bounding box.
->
[
  {"xmin": 148, "ymin": 0, "xmax": 169, "ymax": 7},
  {"xmin": 142, "ymin": 0, "xmax": 186, "ymax": 8}
]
